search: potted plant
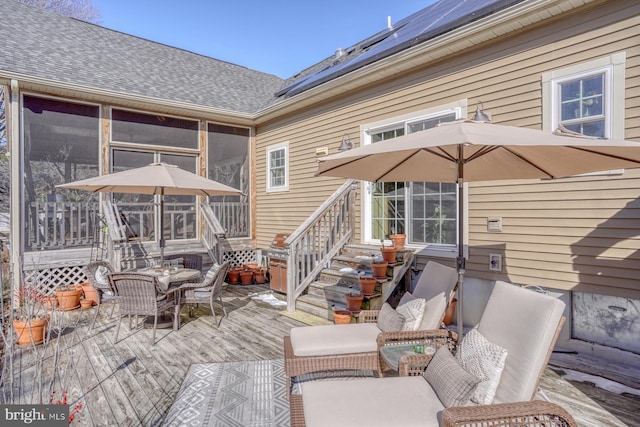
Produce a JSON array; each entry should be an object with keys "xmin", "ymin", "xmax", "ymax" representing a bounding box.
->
[
  {"xmin": 13, "ymin": 286, "xmax": 49, "ymax": 346},
  {"xmin": 333, "ymin": 310, "xmax": 352, "ymax": 324},
  {"xmin": 80, "ymin": 281, "xmax": 99, "ymax": 306},
  {"xmin": 380, "ymin": 239, "xmax": 397, "ymax": 263},
  {"xmin": 359, "ymin": 276, "xmax": 377, "ymax": 296},
  {"xmin": 55, "ymin": 285, "xmax": 82, "ymax": 311},
  {"xmin": 345, "ymin": 291, "xmax": 364, "ymax": 313},
  {"xmin": 240, "ymin": 269, "xmax": 254, "ymax": 285},
  {"xmin": 390, "ymin": 233, "xmax": 406, "ymax": 250},
  {"xmin": 254, "ymin": 267, "xmax": 267, "ymax": 284},
  {"xmin": 371, "ymin": 259, "xmax": 388, "ymax": 279},
  {"xmin": 227, "ymin": 267, "xmax": 242, "ymax": 284}
]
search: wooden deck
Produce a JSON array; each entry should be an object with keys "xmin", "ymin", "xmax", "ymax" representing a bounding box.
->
[{"xmin": 3, "ymin": 284, "xmax": 639, "ymax": 426}]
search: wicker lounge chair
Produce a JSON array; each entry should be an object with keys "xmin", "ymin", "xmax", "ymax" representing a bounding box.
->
[
  {"xmin": 289, "ymin": 281, "xmax": 571, "ymax": 427},
  {"xmin": 175, "ymin": 261, "xmax": 230, "ymax": 327},
  {"xmin": 83, "ymin": 260, "xmax": 117, "ymax": 329},
  {"xmin": 284, "ymin": 261, "xmax": 458, "ymax": 397},
  {"xmin": 109, "ymin": 272, "xmax": 180, "ymax": 345}
]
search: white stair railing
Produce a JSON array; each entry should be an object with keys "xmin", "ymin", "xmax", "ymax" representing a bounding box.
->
[
  {"xmin": 285, "ymin": 180, "xmax": 357, "ymax": 311},
  {"xmin": 200, "ymin": 202, "xmax": 226, "ymax": 264}
]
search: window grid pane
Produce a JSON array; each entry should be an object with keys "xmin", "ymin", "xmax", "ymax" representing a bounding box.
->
[
  {"xmin": 269, "ymin": 148, "xmax": 286, "ymax": 188},
  {"xmin": 559, "ymin": 73, "xmax": 605, "ymax": 137}
]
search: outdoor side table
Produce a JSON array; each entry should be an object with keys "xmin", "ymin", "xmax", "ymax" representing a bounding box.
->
[{"xmin": 379, "ymin": 343, "xmax": 436, "ymax": 373}]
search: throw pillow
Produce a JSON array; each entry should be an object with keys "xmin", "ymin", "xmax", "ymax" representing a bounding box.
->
[
  {"xmin": 396, "ymin": 297, "xmax": 426, "ymax": 331},
  {"xmin": 398, "ymin": 291, "xmax": 415, "ymax": 306},
  {"xmin": 424, "ymin": 346, "xmax": 480, "ymax": 407},
  {"xmin": 419, "ymin": 292, "xmax": 448, "ymax": 330},
  {"xmin": 456, "ymin": 328, "xmax": 508, "ymax": 405},
  {"xmin": 376, "ymin": 303, "xmax": 405, "ymax": 332}
]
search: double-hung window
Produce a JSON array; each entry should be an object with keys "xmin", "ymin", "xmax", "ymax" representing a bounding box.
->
[
  {"xmin": 363, "ymin": 104, "xmax": 463, "ymax": 249},
  {"xmin": 543, "ymin": 52, "xmax": 626, "ymax": 139},
  {"xmin": 267, "ymin": 142, "xmax": 289, "ymax": 192}
]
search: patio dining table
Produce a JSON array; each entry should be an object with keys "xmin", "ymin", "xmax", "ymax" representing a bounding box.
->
[{"xmin": 137, "ymin": 267, "xmax": 202, "ymax": 328}]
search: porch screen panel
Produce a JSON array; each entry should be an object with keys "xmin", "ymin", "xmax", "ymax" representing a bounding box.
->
[
  {"xmin": 159, "ymin": 154, "xmax": 197, "ymax": 241},
  {"xmin": 112, "ymin": 109, "xmax": 198, "ymax": 149},
  {"xmin": 111, "ymin": 150, "xmax": 155, "ymax": 242},
  {"xmin": 23, "ymin": 95, "xmax": 100, "ymax": 250},
  {"xmin": 207, "ymin": 124, "xmax": 249, "ymax": 238}
]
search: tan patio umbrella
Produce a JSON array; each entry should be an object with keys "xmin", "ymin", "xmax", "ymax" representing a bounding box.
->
[
  {"xmin": 316, "ymin": 120, "xmax": 640, "ymax": 338},
  {"xmin": 57, "ymin": 162, "xmax": 242, "ymax": 262}
]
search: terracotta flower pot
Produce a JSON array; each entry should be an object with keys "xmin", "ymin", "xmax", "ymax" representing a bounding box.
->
[
  {"xmin": 345, "ymin": 293, "xmax": 364, "ymax": 313},
  {"xmin": 80, "ymin": 299, "xmax": 93, "ymax": 310},
  {"xmin": 227, "ymin": 268, "xmax": 241, "ymax": 284},
  {"xmin": 14, "ymin": 317, "xmax": 47, "ymax": 346},
  {"xmin": 55, "ymin": 287, "xmax": 82, "ymax": 311},
  {"xmin": 46, "ymin": 295, "xmax": 58, "ymax": 310},
  {"xmin": 390, "ymin": 234, "xmax": 406, "ymax": 250},
  {"xmin": 254, "ymin": 268, "xmax": 267, "ymax": 284},
  {"xmin": 333, "ymin": 310, "xmax": 352, "ymax": 324},
  {"xmin": 240, "ymin": 270, "xmax": 254, "ymax": 285},
  {"xmin": 443, "ymin": 298, "xmax": 458, "ymax": 326},
  {"xmin": 380, "ymin": 246, "xmax": 397, "ymax": 263},
  {"xmin": 371, "ymin": 261, "xmax": 388, "ymax": 279},
  {"xmin": 80, "ymin": 281, "xmax": 99, "ymax": 305},
  {"xmin": 359, "ymin": 276, "xmax": 377, "ymax": 296}
]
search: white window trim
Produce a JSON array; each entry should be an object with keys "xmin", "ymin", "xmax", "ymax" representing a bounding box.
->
[
  {"xmin": 266, "ymin": 141, "xmax": 289, "ymax": 193},
  {"xmin": 542, "ymin": 52, "xmax": 625, "ymax": 137},
  {"xmin": 360, "ymin": 100, "xmax": 468, "ymax": 258},
  {"xmin": 542, "ymin": 52, "xmax": 626, "ymax": 176}
]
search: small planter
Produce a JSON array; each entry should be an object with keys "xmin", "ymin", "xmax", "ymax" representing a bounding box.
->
[
  {"xmin": 80, "ymin": 281, "xmax": 99, "ymax": 305},
  {"xmin": 333, "ymin": 310, "xmax": 352, "ymax": 324},
  {"xmin": 359, "ymin": 276, "xmax": 377, "ymax": 296},
  {"xmin": 55, "ymin": 286, "xmax": 82, "ymax": 311},
  {"xmin": 254, "ymin": 268, "xmax": 267, "ymax": 284},
  {"xmin": 390, "ymin": 234, "xmax": 406, "ymax": 250},
  {"xmin": 380, "ymin": 246, "xmax": 398, "ymax": 263},
  {"xmin": 80, "ymin": 299, "xmax": 93, "ymax": 310},
  {"xmin": 371, "ymin": 261, "xmax": 388, "ymax": 279},
  {"xmin": 227, "ymin": 268, "xmax": 241, "ymax": 284},
  {"xmin": 240, "ymin": 270, "xmax": 254, "ymax": 285},
  {"xmin": 345, "ymin": 293, "xmax": 364, "ymax": 313},
  {"xmin": 13, "ymin": 317, "xmax": 47, "ymax": 346}
]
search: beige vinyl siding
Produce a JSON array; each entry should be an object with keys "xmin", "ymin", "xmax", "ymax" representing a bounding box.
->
[{"xmin": 254, "ymin": 1, "xmax": 640, "ymax": 298}]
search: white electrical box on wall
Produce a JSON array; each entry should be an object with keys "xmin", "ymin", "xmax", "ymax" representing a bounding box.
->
[
  {"xmin": 489, "ymin": 253, "xmax": 502, "ymax": 271},
  {"xmin": 487, "ymin": 217, "xmax": 503, "ymax": 232}
]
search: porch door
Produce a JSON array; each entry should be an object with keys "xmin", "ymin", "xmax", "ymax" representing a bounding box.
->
[{"xmin": 364, "ymin": 111, "xmax": 458, "ymax": 247}]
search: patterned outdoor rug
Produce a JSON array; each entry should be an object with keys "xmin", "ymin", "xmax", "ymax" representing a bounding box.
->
[{"xmin": 163, "ymin": 359, "xmax": 289, "ymax": 427}]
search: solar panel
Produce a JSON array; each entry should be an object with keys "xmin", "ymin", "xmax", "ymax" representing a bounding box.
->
[{"xmin": 276, "ymin": 0, "xmax": 525, "ymax": 98}]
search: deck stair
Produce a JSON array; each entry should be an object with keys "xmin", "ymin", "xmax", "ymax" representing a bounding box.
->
[{"xmin": 293, "ymin": 244, "xmax": 414, "ymax": 321}]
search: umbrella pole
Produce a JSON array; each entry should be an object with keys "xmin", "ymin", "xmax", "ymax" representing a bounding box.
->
[
  {"xmin": 456, "ymin": 179, "xmax": 465, "ymax": 341},
  {"xmin": 159, "ymin": 193, "xmax": 165, "ymax": 264}
]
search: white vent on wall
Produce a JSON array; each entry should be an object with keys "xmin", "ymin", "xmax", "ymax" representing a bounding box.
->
[{"xmin": 487, "ymin": 217, "xmax": 502, "ymax": 232}]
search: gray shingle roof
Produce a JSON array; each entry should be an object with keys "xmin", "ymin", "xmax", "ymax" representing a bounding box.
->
[{"xmin": 1, "ymin": 0, "xmax": 285, "ymax": 114}]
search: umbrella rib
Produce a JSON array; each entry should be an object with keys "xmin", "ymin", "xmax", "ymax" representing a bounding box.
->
[
  {"xmin": 570, "ymin": 146, "xmax": 640, "ymax": 164},
  {"xmin": 501, "ymin": 146, "xmax": 556, "ymax": 178}
]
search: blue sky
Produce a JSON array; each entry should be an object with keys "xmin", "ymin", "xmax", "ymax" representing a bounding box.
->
[{"xmin": 93, "ymin": 0, "xmax": 436, "ymax": 78}]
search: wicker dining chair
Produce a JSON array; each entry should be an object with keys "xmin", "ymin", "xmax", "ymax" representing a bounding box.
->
[
  {"xmin": 176, "ymin": 261, "xmax": 230, "ymax": 327},
  {"xmin": 83, "ymin": 260, "xmax": 118, "ymax": 329},
  {"xmin": 108, "ymin": 272, "xmax": 178, "ymax": 345}
]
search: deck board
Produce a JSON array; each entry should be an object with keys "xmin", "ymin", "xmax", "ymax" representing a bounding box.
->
[{"xmin": 2, "ymin": 283, "xmax": 638, "ymax": 426}]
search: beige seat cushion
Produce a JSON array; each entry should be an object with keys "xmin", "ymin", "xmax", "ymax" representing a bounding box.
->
[
  {"xmin": 290, "ymin": 323, "xmax": 381, "ymax": 356},
  {"xmin": 477, "ymin": 281, "xmax": 565, "ymax": 403},
  {"xmin": 302, "ymin": 376, "xmax": 444, "ymax": 427}
]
